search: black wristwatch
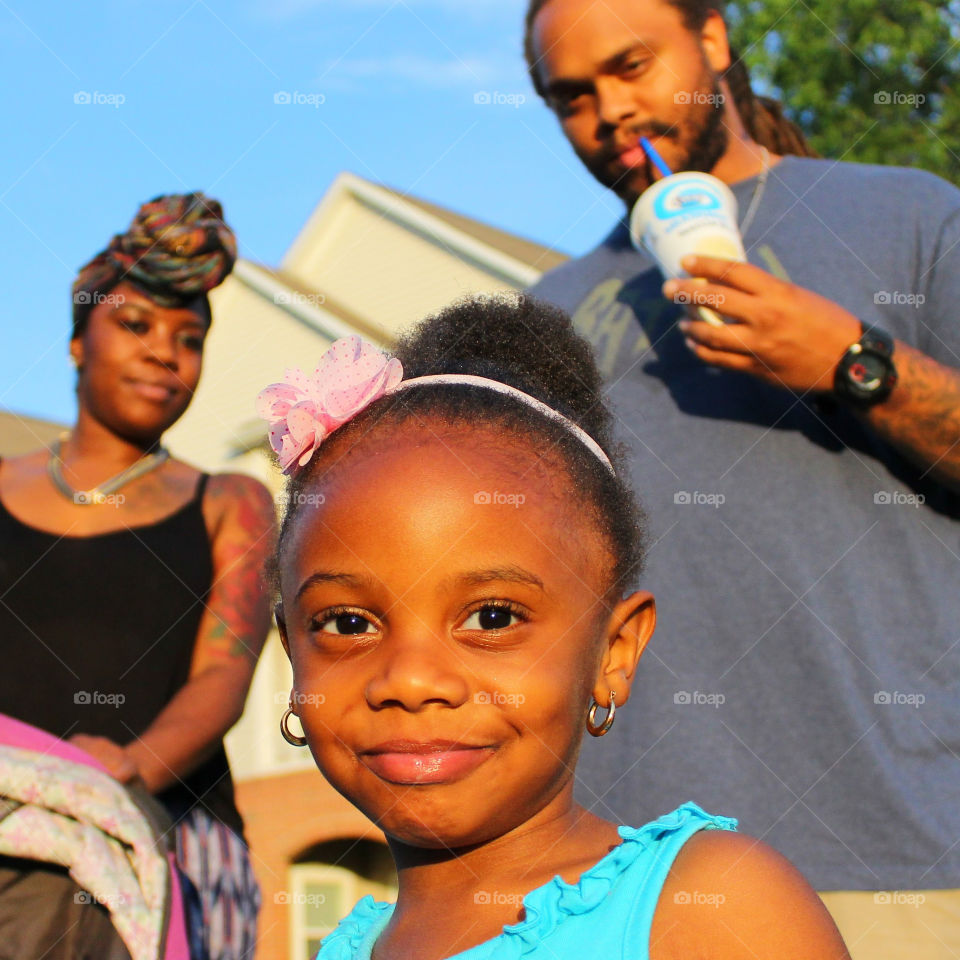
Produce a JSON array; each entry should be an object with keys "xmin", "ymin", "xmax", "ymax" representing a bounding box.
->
[{"xmin": 833, "ymin": 323, "xmax": 898, "ymax": 406}]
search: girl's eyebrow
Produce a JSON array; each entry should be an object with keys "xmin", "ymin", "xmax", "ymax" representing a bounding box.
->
[
  {"xmin": 294, "ymin": 567, "xmax": 546, "ymax": 602},
  {"xmin": 295, "ymin": 570, "xmax": 367, "ymax": 601},
  {"xmin": 453, "ymin": 567, "xmax": 545, "ymax": 591}
]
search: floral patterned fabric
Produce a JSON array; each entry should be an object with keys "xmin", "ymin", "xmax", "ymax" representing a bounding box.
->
[{"xmin": 0, "ymin": 744, "xmax": 182, "ymax": 960}]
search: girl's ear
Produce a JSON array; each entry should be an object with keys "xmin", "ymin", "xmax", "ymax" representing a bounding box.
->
[
  {"xmin": 275, "ymin": 602, "xmax": 291, "ymax": 658},
  {"xmin": 594, "ymin": 591, "xmax": 655, "ymax": 707}
]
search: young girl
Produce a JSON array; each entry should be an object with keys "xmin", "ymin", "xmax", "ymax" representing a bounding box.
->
[{"xmin": 259, "ymin": 294, "xmax": 850, "ymax": 960}]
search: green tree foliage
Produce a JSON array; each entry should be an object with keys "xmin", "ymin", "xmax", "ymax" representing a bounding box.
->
[{"xmin": 726, "ymin": 0, "xmax": 960, "ymax": 182}]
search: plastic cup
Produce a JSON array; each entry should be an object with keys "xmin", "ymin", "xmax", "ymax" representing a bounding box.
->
[{"xmin": 629, "ymin": 171, "xmax": 746, "ymax": 326}]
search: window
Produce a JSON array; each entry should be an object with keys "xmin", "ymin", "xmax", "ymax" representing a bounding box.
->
[{"xmin": 289, "ymin": 864, "xmax": 357, "ymax": 960}]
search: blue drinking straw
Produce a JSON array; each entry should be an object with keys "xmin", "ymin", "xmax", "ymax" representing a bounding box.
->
[{"xmin": 639, "ymin": 137, "xmax": 673, "ymax": 178}]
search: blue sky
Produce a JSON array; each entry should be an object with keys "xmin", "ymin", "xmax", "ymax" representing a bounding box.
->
[{"xmin": 1, "ymin": 0, "xmax": 623, "ymax": 424}]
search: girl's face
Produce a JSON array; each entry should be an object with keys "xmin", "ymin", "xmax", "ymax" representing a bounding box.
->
[
  {"xmin": 278, "ymin": 423, "xmax": 654, "ymax": 849},
  {"xmin": 70, "ymin": 282, "xmax": 208, "ymax": 441}
]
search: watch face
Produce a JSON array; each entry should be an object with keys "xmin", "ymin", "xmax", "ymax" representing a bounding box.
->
[{"xmin": 847, "ymin": 351, "xmax": 889, "ymax": 394}]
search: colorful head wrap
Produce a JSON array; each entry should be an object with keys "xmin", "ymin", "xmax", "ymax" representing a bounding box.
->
[{"xmin": 72, "ymin": 192, "xmax": 237, "ymax": 336}]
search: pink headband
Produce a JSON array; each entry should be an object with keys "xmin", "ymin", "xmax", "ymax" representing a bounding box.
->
[{"xmin": 256, "ymin": 335, "xmax": 615, "ymax": 476}]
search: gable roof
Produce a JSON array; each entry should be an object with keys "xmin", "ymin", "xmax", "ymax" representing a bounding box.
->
[
  {"xmin": 0, "ymin": 411, "xmax": 65, "ymax": 457},
  {"xmin": 283, "ymin": 173, "xmax": 568, "ymax": 293},
  {"xmin": 382, "ymin": 187, "xmax": 569, "ymax": 274}
]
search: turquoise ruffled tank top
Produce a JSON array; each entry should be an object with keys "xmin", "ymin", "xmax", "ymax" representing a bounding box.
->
[{"xmin": 316, "ymin": 802, "xmax": 736, "ymax": 960}]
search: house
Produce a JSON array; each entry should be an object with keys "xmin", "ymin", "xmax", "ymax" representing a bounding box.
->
[{"xmin": 0, "ymin": 412, "xmax": 65, "ymax": 458}]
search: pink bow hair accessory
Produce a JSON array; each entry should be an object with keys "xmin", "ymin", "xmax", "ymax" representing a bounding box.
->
[{"xmin": 256, "ymin": 335, "xmax": 403, "ymax": 473}]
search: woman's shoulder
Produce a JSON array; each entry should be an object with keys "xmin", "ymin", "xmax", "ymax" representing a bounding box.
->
[
  {"xmin": 194, "ymin": 469, "xmax": 276, "ymax": 537},
  {"xmin": 651, "ymin": 822, "xmax": 849, "ymax": 959},
  {"xmin": 191, "ymin": 470, "xmax": 278, "ymax": 583},
  {"xmin": 202, "ymin": 470, "xmax": 275, "ymax": 507},
  {"xmin": 0, "ymin": 447, "xmax": 48, "ymax": 482}
]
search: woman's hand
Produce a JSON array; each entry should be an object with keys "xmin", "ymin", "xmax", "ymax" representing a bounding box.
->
[{"xmin": 68, "ymin": 733, "xmax": 142, "ymax": 784}]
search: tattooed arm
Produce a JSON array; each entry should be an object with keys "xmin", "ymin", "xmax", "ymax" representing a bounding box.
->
[
  {"xmin": 667, "ymin": 256, "xmax": 960, "ymax": 493},
  {"xmin": 124, "ymin": 473, "xmax": 277, "ymax": 793},
  {"xmin": 855, "ymin": 341, "xmax": 960, "ymax": 490}
]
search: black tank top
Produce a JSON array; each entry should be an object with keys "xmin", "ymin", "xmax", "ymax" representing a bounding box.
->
[{"xmin": 0, "ymin": 465, "xmax": 244, "ymax": 837}]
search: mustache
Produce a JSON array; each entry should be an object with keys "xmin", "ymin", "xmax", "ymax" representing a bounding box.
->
[{"xmin": 630, "ymin": 122, "xmax": 677, "ymax": 141}]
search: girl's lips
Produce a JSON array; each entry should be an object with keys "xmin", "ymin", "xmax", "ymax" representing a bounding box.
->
[{"xmin": 361, "ymin": 744, "xmax": 495, "ymax": 785}]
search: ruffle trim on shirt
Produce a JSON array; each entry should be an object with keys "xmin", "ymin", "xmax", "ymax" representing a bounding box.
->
[
  {"xmin": 494, "ymin": 802, "xmax": 736, "ymax": 957},
  {"xmin": 318, "ymin": 895, "xmax": 393, "ymax": 960},
  {"xmin": 317, "ymin": 802, "xmax": 736, "ymax": 959}
]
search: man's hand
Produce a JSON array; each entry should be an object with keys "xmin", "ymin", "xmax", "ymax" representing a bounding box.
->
[
  {"xmin": 68, "ymin": 733, "xmax": 142, "ymax": 784},
  {"xmin": 663, "ymin": 254, "xmax": 861, "ymax": 395}
]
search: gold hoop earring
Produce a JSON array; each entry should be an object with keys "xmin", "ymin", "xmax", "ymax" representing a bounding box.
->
[
  {"xmin": 280, "ymin": 707, "xmax": 308, "ymax": 747},
  {"xmin": 586, "ymin": 690, "xmax": 616, "ymax": 737}
]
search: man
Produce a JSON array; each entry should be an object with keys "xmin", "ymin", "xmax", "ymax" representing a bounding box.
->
[{"xmin": 524, "ymin": 0, "xmax": 960, "ymax": 955}]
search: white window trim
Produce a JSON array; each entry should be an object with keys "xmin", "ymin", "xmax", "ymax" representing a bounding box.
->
[{"xmin": 288, "ymin": 863, "xmax": 359, "ymax": 960}]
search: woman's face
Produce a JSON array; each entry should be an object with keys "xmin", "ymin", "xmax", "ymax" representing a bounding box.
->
[
  {"xmin": 278, "ymin": 423, "xmax": 654, "ymax": 849},
  {"xmin": 70, "ymin": 281, "xmax": 208, "ymax": 441}
]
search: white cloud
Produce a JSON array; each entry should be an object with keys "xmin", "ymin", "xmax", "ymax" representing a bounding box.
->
[
  {"xmin": 251, "ymin": 0, "xmax": 514, "ymax": 19},
  {"xmin": 319, "ymin": 54, "xmax": 508, "ymax": 88}
]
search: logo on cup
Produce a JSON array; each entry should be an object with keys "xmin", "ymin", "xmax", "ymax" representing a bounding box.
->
[{"xmin": 653, "ymin": 179, "xmax": 722, "ymax": 220}]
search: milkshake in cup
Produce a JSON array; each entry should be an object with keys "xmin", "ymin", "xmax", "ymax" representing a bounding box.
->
[{"xmin": 629, "ymin": 169, "xmax": 746, "ymax": 326}]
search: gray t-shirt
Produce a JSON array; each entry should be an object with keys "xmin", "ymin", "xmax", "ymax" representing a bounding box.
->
[{"xmin": 530, "ymin": 156, "xmax": 960, "ymax": 890}]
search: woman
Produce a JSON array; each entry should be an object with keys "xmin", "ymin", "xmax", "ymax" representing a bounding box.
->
[{"xmin": 0, "ymin": 192, "xmax": 277, "ymax": 959}]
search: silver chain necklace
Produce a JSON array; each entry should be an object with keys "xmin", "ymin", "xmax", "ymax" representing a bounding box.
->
[
  {"xmin": 738, "ymin": 146, "xmax": 770, "ymax": 237},
  {"xmin": 47, "ymin": 434, "xmax": 170, "ymax": 505}
]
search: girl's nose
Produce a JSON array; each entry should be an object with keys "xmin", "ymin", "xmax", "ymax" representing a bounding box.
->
[{"xmin": 365, "ymin": 635, "xmax": 470, "ymax": 713}]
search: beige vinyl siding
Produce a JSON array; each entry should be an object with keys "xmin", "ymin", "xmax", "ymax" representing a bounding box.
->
[
  {"xmin": 165, "ymin": 278, "xmax": 336, "ymax": 470},
  {"xmin": 281, "ymin": 192, "xmax": 522, "ymax": 340}
]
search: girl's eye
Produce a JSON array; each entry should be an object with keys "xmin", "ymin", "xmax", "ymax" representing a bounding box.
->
[
  {"xmin": 462, "ymin": 605, "xmax": 523, "ymax": 631},
  {"xmin": 313, "ymin": 611, "xmax": 377, "ymax": 635}
]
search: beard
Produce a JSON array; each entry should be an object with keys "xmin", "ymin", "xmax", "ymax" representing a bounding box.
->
[
  {"xmin": 581, "ymin": 65, "xmax": 730, "ymax": 208},
  {"xmin": 682, "ymin": 76, "xmax": 728, "ymax": 173}
]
